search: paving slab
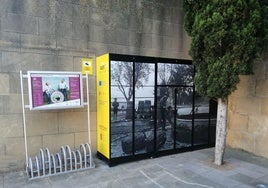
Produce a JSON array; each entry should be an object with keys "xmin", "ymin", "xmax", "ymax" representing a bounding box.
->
[{"xmin": 1, "ymin": 147, "xmax": 268, "ymax": 188}]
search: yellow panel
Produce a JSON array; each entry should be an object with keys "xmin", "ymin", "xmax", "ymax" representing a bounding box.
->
[{"xmin": 96, "ymin": 53, "xmax": 110, "ymax": 159}]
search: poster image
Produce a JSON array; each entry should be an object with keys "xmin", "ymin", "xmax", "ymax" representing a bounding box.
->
[{"xmin": 28, "ymin": 71, "xmax": 83, "ymax": 110}]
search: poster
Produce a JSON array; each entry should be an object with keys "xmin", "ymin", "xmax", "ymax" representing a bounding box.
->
[{"xmin": 27, "ymin": 71, "xmax": 83, "ymax": 110}]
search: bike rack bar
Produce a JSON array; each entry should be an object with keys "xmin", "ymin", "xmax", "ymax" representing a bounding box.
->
[{"xmin": 27, "ymin": 143, "xmax": 95, "ymax": 180}]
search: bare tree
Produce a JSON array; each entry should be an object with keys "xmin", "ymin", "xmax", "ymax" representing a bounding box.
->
[{"xmin": 111, "ymin": 61, "xmax": 151, "ymax": 118}]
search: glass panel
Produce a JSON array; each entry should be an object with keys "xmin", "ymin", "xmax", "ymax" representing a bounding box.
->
[
  {"xmin": 193, "ymin": 94, "xmax": 210, "ymax": 145},
  {"xmin": 134, "ymin": 63, "xmax": 155, "ymax": 154},
  {"xmin": 156, "ymin": 87, "xmax": 175, "ymax": 151},
  {"xmin": 110, "ymin": 61, "xmax": 133, "ymax": 158},
  {"xmin": 175, "ymin": 87, "xmax": 193, "ymax": 148},
  {"xmin": 157, "ymin": 63, "xmax": 194, "ymax": 86}
]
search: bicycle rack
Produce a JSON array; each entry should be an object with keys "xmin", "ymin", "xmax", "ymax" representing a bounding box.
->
[{"xmin": 27, "ymin": 143, "xmax": 95, "ymax": 180}]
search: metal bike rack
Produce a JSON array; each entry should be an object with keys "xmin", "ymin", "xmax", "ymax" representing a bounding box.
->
[
  {"xmin": 20, "ymin": 71, "xmax": 95, "ymax": 180},
  {"xmin": 27, "ymin": 143, "xmax": 95, "ymax": 180}
]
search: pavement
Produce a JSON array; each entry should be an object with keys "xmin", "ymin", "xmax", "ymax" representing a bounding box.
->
[{"xmin": 1, "ymin": 147, "xmax": 268, "ymax": 188}]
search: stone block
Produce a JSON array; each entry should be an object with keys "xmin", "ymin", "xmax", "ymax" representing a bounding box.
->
[
  {"xmin": 27, "ymin": 136, "xmax": 42, "ymax": 156},
  {"xmin": 0, "ymin": 31, "xmax": 20, "ymax": 50},
  {"xmin": 163, "ymin": 36, "xmax": 173, "ymax": 51},
  {"xmin": 2, "ymin": 13, "xmax": 38, "ymax": 34},
  {"xmin": 140, "ymin": 34, "xmax": 152, "ymax": 49},
  {"xmin": 227, "ymin": 112, "xmax": 249, "ymax": 131},
  {"xmin": 56, "ymin": 20, "xmax": 73, "ymax": 39},
  {"xmin": 0, "ymin": 139, "xmax": 6, "ymax": 156},
  {"xmin": 20, "ymin": 52, "xmax": 42, "ymax": 71},
  {"xmin": 58, "ymin": 112, "xmax": 87, "ymax": 133},
  {"xmin": 88, "ymin": 93, "xmax": 97, "ymax": 111},
  {"xmin": 34, "ymin": 0, "xmax": 52, "ymax": 18},
  {"xmin": 0, "ymin": 0, "xmax": 25, "ymax": 14},
  {"xmin": 56, "ymin": 0, "xmax": 73, "ymax": 21},
  {"xmin": 253, "ymin": 61, "xmax": 266, "ymax": 80},
  {"xmin": 72, "ymin": 18, "xmax": 89, "ymax": 40},
  {"xmin": 261, "ymin": 98, "xmax": 268, "ymax": 116},
  {"xmin": 255, "ymin": 130, "xmax": 268, "ymax": 157},
  {"xmin": 0, "ymin": 155, "xmax": 24, "ymax": 173},
  {"xmin": 26, "ymin": 113, "xmax": 58, "ymax": 136},
  {"xmin": 74, "ymin": 132, "xmax": 88, "ymax": 146},
  {"xmin": 75, "ymin": 131, "xmax": 97, "ymax": 154},
  {"xmin": 5, "ymin": 137, "xmax": 25, "ymax": 158},
  {"xmin": 8, "ymin": 73, "xmax": 20, "ymax": 94},
  {"xmin": 1, "ymin": 51, "xmax": 21, "ymax": 72},
  {"xmin": 90, "ymin": 112, "xmax": 97, "ymax": 131},
  {"xmin": 3, "ymin": 94, "xmax": 22, "ymax": 114},
  {"xmin": 44, "ymin": 55, "xmax": 73, "ymax": 71},
  {"xmin": 142, "ymin": 18, "xmax": 153, "ymax": 34},
  {"xmin": 151, "ymin": 35, "xmax": 164, "ymax": 50},
  {"xmin": 116, "ymin": 28, "xmax": 128, "ymax": 46},
  {"xmin": 171, "ymin": 33, "xmax": 182, "ymax": 51},
  {"xmin": 20, "ymin": 33, "xmax": 56, "ymax": 49},
  {"xmin": 0, "ymin": 0, "xmax": 50, "ymax": 18},
  {"xmin": 73, "ymin": 3, "xmax": 90, "ymax": 19},
  {"xmin": 248, "ymin": 115, "xmax": 268, "ymax": 133},
  {"xmin": 39, "ymin": 53, "xmax": 57, "ymax": 71},
  {"xmin": 0, "ymin": 115, "xmax": 23, "ymax": 138},
  {"xmin": 256, "ymin": 79, "xmax": 268, "ymax": 97},
  {"xmin": 43, "ymin": 133, "xmax": 74, "ymax": 153},
  {"xmin": 90, "ymin": 130, "xmax": 97, "ymax": 153},
  {"xmin": 1, "ymin": 51, "xmax": 43, "ymax": 72},
  {"xmin": 163, "ymin": 22, "xmax": 176, "ymax": 37},
  {"xmin": 57, "ymin": 38, "xmax": 88, "ymax": 52},
  {"xmin": 152, "ymin": 20, "xmax": 162, "ymax": 35},
  {"xmin": 228, "ymin": 96, "xmax": 261, "ymax": 115},
  {"xmin": 231, "ymin": 75, "xmax": 255, "ymax": 97},
  {"xmin": 0, "ymin": 73, "xmax": 9, "ymax": 94},
  {"xmin": 0, "ymin": 95, "xmax": 6, "ymax": 114},
  {"xmin": 89, "ymin": 26, "xmax": 104, "ymax": 43},
  {"xmin": 226, "ymin": 130, "xmax": 254, "ymax": 153},
  {"xmin": 38, "ymin": 17, "xmax": 56, "ymax": 36}
]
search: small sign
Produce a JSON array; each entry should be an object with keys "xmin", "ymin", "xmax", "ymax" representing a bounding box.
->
[{"xmin": 81, "ymin": 58, "xmax": 93, "ymax": 75}]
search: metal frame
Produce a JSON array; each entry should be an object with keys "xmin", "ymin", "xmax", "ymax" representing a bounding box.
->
[{"xmin": 20, "ymin": 71, "xmax": 95, "ymax": 180}]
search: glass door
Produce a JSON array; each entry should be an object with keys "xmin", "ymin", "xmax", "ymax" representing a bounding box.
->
[
  {"xmin": 156, "ymin": 63, "xmax": 194, "ymax": 152},
  {"xmin": 110, "ymin": 60, "xmax": 134, "ymax": 158},
  {"xmin": 175, "ymin": 87, "xmax": 193, "ymax": 148},
  {"xmin": 134, "ymin": 62, "xmax": 155, "ymax": 154}
]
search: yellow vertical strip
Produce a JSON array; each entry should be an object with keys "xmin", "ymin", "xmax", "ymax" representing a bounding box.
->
[{"xmin": 96, "ymin": 54, "xmax": 110, "ymax": 159}]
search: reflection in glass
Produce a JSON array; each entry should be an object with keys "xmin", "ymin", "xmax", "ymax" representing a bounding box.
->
[
  {"xmin": 156, "ymin": 87, "xmax": 174, "ymax": 151},
  {"xmin": 109, "ymin": 59, "xmax": 216, "ymax": 158},
  {"xmin": 110, "ymin": 61, "xmax": 133, "ymax": 158},
  {"xmin": 134, "ymin": 63, "xmax": 155, "ymax": 154},
  {"xmin": 175, "ymin": 87, "xmax": 193, "ymax": 148},
  {"xmin": 157, "ymin": 63, "xmax": 194, "ymax": 86},
  {"xmin": 193, "ymin": 94, "xmax": 209, "ymax": 146}
]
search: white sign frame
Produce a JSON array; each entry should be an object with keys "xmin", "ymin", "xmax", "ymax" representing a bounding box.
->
[{"xmin": 27, "ymin": 71, "xmax": 84, "ymax": 110}]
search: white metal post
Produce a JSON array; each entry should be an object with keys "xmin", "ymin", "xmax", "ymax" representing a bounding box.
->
[
  {"xmin": 86, "ymin": 72, "xmax": 91, "ymax": 145},
  {"xmin": 20, "ymin": 70, "xmax": 29, "ymax": 169}
]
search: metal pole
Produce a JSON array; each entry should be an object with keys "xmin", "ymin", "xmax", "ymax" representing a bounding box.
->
[
  {"xmin": 20, "ymin": 70, "xmax": 29, "ymax": 169},
  {"xmin": 86, "ymin": 72, "xmax": 91, "ymax": 145}
]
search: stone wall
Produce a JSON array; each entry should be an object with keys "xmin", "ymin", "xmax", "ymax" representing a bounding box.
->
[
  {"xmin": 227, "ymin": 52, "xmax": 268, "ymax": 158},
  {"xmin": 0, "ymin": 0, "xmax": 190, "ymax": 172}
]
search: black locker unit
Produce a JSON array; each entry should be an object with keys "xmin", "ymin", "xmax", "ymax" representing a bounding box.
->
[{"xmin": 96, "ymin": 53, "xmax": 217, "ymax": 166}]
